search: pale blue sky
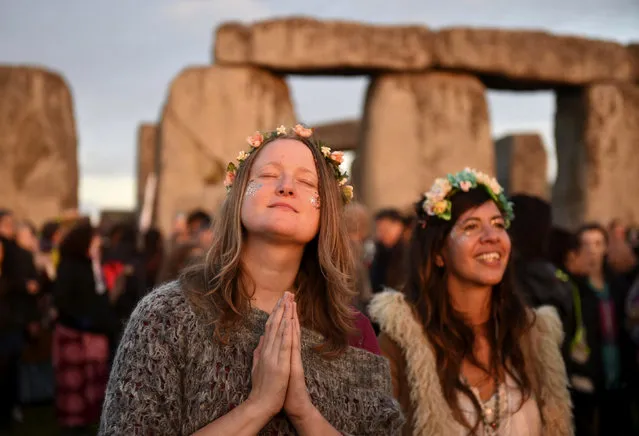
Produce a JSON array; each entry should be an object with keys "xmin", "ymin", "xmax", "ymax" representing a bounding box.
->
[{"xmin": 1, "ymin": 0, "xmax": 638, "ymax": 214}]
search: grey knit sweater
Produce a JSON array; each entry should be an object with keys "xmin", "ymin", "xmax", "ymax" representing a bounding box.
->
[{"xmin": 99, "ymin": 281, "xmax": 404, "ymax": 435}]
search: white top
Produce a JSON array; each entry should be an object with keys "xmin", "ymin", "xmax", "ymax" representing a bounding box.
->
[{"xmin": 458, "ymin": 374, "xmax": 541, "ymax": 435}]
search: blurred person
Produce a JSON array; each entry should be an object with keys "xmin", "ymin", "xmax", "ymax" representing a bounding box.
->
[
  {"xmin": 100, "ymin": 125, "xmax": 403, "ymax": 435},
  {"xmin": 370, "ymin": 170, "xmax": 572, "ymax": 435},
  {"xmin": 508, "ymin": 195, "xmax": 574, "ymax": 360},
  {"xmin": 53, "ymin": 222, "xmax": 121, "ymax": 436},
  {"xmin": 369, "ymin": 209, "xmax": 408, "ymax": 293},
  {"xmin": 0, "ymin": 238, "xmax": 30, "ymax": 433},
  {"xmin": 142, "ymin": 228, "xmax": 165, "ymax": 290},
  {"xmin": 344, "ymin": 202, "xmax": 374, "ymax": 313},
  {"xmin": 567, "ymin": 224, "xmax": 636, "ymax": 435}
]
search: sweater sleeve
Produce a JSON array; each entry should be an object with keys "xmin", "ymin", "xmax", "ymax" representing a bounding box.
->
[{"xmin": 99, "ymin": 286, "xmax": 185, "ymax": 435}]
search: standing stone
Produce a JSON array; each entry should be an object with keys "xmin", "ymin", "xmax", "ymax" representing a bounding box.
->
[
  {"xmin": 157, "ymin": 65, "xmax": 296, "ymax": 235},
  {"xmin": 359, "ymin": 72, "xmax": 493, "ymax": 213},
  {"xmin": 495, "ymin": 134, "xmax": 548, "ymax": 199},
  {"xmin": 136, "ymin": 123, "xmax": 158, "ymax": 212},
  {"xmin": 0, "ymin": 66, "xmax": 78, "ymax": 225},
  {"xmin": 554, "ymin": 84, "xmax": 639, "ymax": 229}
]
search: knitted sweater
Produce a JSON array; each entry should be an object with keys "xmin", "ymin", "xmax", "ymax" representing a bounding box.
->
[{"xmin": 99, "ymin": 281, "xmax": 404, "ymax": 435}]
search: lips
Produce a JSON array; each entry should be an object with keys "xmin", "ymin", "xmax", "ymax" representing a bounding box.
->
[
  {"xmin": 268, "ymin": 202, "xmax": 298, "ymax": 213},
  {"xmin": 474, "ymin": 251, "xmax": 503, "ymax": 265}
]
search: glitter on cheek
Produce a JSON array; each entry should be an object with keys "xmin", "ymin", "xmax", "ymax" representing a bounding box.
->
[
  {"xmin": 310, "ymin": 193, "xmax": 321, "ymax": 209},
  {"xmin": 245, "ymin": 181, "xmax": 262, "ymax": 197}
]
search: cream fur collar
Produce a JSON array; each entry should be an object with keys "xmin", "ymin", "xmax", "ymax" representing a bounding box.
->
[{"xmin": 369, "ymin": 290, "xmax": 573, "ymax": 436}]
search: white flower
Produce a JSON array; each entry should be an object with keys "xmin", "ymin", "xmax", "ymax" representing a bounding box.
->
[
  {"xmin": 236, "ymin": 150, "xmax": 250, "ymax": 162},
  {"xmin": 321, "ymin": 146, "xmax": 331, "ymax": 157},
  {"xmin": 276, "ymin": 125, "xmax": 287, "ymax": 135}
]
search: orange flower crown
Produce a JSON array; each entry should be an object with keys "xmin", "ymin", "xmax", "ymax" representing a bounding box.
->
[{"xmin": 224, "ymin": 124, "xmax": 354, "ymax": 204}]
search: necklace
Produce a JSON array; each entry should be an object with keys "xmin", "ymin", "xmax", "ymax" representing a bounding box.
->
[
  {"xmin": 480, "ymin": 372, "xmax": 501, "ymax": 435},
  {"xmin": 460, "ymin": 373, "xmax": 502, "ymax": 435}
]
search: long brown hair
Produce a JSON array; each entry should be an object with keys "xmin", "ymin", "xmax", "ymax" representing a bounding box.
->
[
  {"xmin": 404, "ymin": 188, "xmax": 532, "ymax": 432},
  {"xmin": 180, "ymin": 133, "xmax": 357, "ymax": 357}
]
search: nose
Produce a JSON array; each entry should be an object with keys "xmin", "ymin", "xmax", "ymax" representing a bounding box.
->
[
  {"xmin": 480, "ymin": 225, "xmax": 501, "ymax": 243},
  {"xmin": 276, "ymin": 175, "xmax": 295, "ymax": 197}
]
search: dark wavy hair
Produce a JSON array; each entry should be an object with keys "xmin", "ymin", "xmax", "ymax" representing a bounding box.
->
[{"xmin": 404, "ymin": 188, "xmax": 533, "ymax": 432}]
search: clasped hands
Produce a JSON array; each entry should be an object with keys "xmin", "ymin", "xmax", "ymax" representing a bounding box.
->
[{"xmin": 247, "ymin": 292, "xmax": 315, "ymax": 424}]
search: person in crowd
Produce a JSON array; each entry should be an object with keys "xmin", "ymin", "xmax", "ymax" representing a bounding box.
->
[
  {"xmin": 142, "ymin": 228, "xmax": 164, "ymax": 291},
  {"xmin": 100, "ymin": 125, "xmax": 404, "ymax": 435},
  {"xmin": 370, "ymin": 169, "xmax": 572, "ymax": 435},
  {"xmin": 0, "ymin": 237, "xmax": 30, "ymax": 433},
  {"xmin": 563, "ymin": 223, "xmax": 636, "ymax": 436},
  {"xmin": 343, "ymin": 202, "xmax": 374, "ymax": 313},
  {"xmin": 369, "ymin": 208, "xmax": 408, "ymax": 293},
  {"xmin": 53, "ymin": 222, "xmax": 121, "ymax": 436},
  {"xmin": 508, "ymin": 195, "xmax": 574, "ymax": 362}
]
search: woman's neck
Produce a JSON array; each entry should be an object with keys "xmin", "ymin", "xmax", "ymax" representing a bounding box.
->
[
  {"xmin": 447, "ymin": 277, "xmax": 492, "ymax": 328},
  {"xmin": 241, "ymin": 236, "xmax": 304, "ymax": 313}
]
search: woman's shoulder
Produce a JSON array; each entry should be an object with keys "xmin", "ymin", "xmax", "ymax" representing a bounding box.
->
[
  {"xmin": 528, "ymin": 305, "xmax": 564, "ymax": 346},
  {"xmin": 129, "ymin": 280, "xmax": 196, "ymax": 329},
  {"xmin": 368, "ymin": 288, "xmax": 414, "ymax": 329}
]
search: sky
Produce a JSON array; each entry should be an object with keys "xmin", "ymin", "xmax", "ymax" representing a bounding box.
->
[{"xmin": 1, "ymin": 0, "xmax": 638, "ymax": 215}]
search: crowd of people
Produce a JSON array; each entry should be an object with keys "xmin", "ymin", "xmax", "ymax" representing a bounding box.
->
[{"xmin": 0, "ymin": 124, "xmax": 638, "ymax": 435}]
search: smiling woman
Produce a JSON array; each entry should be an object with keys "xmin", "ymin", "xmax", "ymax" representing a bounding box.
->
[
  {"xmin": 369, "ymin": 169, "xmax": 573, "ymax": 436},
  {"xmin": 98, "ymin": 125, "xmax": 404, "ymax": 436}
]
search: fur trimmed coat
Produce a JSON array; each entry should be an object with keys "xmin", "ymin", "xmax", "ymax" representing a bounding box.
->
[{"xmin": 369, "ymin": 290, "xmax": 573, "ymax": 436}]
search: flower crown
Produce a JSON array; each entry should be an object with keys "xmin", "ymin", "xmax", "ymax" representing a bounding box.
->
[
  {"xmin": 224, "ymin": 124, "xmax": 354, "ymax": 204},
  {"xmin": 422, "ymin": 168, "xmax": 514, "ymax": 226}
]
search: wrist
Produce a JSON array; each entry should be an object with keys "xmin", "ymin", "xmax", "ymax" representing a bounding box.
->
[
  {"xmin": 288, "ymin": 402, "xmax": 320, "ymax": 429},
  {"xmin": 244, "ymin": 395, "xmax": 279, "ymax": 422}
]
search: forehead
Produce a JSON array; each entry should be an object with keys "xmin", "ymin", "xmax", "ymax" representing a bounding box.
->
[
  {"xmin": 252, "ymin": 138, "xmax": 316, "ymax": 173},
  {"xmin": 580, "ymin": 229, "xmax": 606, "ymax": 242},
  {"xmin": 456, "ymin": 200, "xmax": 502, "ymax": 222}
]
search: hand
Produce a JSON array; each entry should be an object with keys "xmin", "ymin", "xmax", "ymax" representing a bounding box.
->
[
  {"xmin": 247, "ymin": 293, "xmax": 294, "ymax": 418},
  {"xmin": 284, "ymin": 302, "xmax": 315, "ymax": 421}
]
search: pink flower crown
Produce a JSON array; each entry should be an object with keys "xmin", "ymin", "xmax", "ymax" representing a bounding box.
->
[{"xmin": 224, "ymin": 124, "xmax": 354, "ymax": 204}]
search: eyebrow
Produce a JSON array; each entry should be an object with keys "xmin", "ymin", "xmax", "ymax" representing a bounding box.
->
[
  {"xmin": 459, "ymin": 215, "xmax": 504, "ymax": 225},
  {"xmin": 256, "ymin": 161, "xmax": 317, "ymax": 176}
]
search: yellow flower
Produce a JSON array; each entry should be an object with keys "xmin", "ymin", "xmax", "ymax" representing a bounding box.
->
[
  {"xmin": 433, "ymin": 200, "xmax": 448, "ymax": 215},
  {"xmin": 342, "ymin": 185, "xmax": 354, "ymax": 202}
]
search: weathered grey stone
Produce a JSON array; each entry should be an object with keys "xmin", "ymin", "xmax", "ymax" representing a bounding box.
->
[
  {"xmin": 214, "ymin": 17, "xmax": 434, "ymax": 73},
  {"xmin": 313, "ymin": 119, "xmax": 360, "ymax": 151},
  {"xmin": 359, "ymin": 72, "xmax": 493, "ymax": 213},
  {"xmin": 0, "ymin": 66, "xmax": 78, "ymax": 226},
  {"xmin": 136, "ymin": 123, "xmax": 158, "ymax": 212},
  {"xmin": 435, "ymin": 28, "xmax": 634, "ymax": 87},
  {"xmin": 214, "ymin": 22, "xmax": 251, "ymax": 64},
  {"xmin": 495, "ymin": 134, "xmax": 548, "ymax": 199},
  {"xmin": 553, "ymin": 84, "xmax": 639, "ymax": 229},
  {"xmin": 157, "ymin": 65, "xmax": 296, "ymax": 235}
]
